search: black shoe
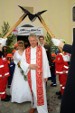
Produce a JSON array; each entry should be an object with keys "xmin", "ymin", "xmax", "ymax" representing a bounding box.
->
[
  {"xmin": 6, "ymin": 95, "xmax": 11, "ymax": 99},
  {"xmin": 56, "ymin": 91, "xmax": 61, "ymax": 95},
  {"xmin": 58, "ymin": 95, "xmax": 62, "ymax": 99},
  {"xmin": 1, "ymin": 97, "xmax": 10, "ymax": 102},
  {"xmin": 1, "ymin": 95, "xmax": 11, "ymax": 102},
  {"xmin": 8, "ymin": 85, "xmax": 10, "ymax": 88}
]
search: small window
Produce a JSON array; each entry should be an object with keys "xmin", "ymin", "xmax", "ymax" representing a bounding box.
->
[{"xmin": 73, "ymin": 7, "xmax": 75, "ymax": 21}]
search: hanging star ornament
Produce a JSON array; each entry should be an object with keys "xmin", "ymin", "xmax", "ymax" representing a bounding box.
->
[{"xmin": 18, "ymin": 5, "xmax": 55, "ymax": 38}]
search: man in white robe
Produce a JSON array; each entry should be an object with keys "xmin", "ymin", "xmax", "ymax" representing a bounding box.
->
[{"xmin": 20, "ymin": 33, "xmax": 51, "ymax": 113}]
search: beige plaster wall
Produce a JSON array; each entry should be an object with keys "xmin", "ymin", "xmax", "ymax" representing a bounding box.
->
[{"xmin": 0, "ymin": 0, "xmax": 75, "ymax": 44}]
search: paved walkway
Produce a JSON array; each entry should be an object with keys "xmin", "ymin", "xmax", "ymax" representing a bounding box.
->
[{"xmin": 0, "ymin": 80, "xmax": 61, "ymax": 113}]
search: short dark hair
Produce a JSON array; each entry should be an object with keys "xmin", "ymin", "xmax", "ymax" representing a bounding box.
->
[{"xmin": 39, "ymin": 35, "xmax": 44, "ymax": 40}]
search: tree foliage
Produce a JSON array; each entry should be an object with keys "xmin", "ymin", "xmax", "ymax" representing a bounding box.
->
[
  {"xmin": 45, "ymin": 32, "xmax": 58, "ymax": 53},
  {"xmin": 1, "ymin": 22, "xmax": 10, "ymax": 37},
  {"xmin": 0, "ymin": 21, "xmax": 17, "ymax": 47}
]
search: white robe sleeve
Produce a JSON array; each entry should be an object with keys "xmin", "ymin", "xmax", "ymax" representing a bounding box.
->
[
  {"xmin": 20, "ymin": 50, "xmax": 30, "ymax": 75},
  {"xmin": 42, "ymin": 47, "xmax": 51, "ymax": 78}
]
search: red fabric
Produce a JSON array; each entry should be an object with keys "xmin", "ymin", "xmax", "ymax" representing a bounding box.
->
[
  {"xmin": 0, "ymin": 58, "xmax": 4, "ymax": 78},
  {"xmin": 55, "ymin": 54, "xmax": 64, "ymax": 72},
  {"xmin": 7, "ymin": 53, "xmax": 13, "ymax": 58},
  {"xmin": 59, "ymin": 74, "xmax": 67, "ymax": 95},
  {"xmin": 55, "ymin": 53, "xmax": 69, "ymax": 73},
  {"xmin": 25, "ymin": 46, "xmax": 44, "ymax": 106},
  {"xmin": 55, "ymin": 53, "xmax": 69, "ymax": 95},
  {"xmin": 0, "ymin": 77, "xmax": 8, "ymax": 99},
  {"xmin": 0, "ymin": 58, "xmax": 10, "ymax": 99},
  {"xmin": 2, "ymin": 58, "xmax": 10, "ymax": 77}
]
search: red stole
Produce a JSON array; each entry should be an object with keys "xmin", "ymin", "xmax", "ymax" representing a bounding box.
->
[{"xmin": 25, "ymin": 46, "xmax": 44, "ymax": 106}]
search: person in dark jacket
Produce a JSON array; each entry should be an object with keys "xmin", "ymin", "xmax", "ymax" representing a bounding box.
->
[
  {"xmin": 50, "ymin": 53, "xmax": 57, "ymax": 87},
  {"xmin": 52, "ymin": 38, "xmax": 75, "ymax": 113},
  {"xmin": 7, "ymin": 53, "xmax": 15, "ymax": 88},
  {"xmin": 39, "ymin": 36, "xmax": 52, "ymax": 66}
]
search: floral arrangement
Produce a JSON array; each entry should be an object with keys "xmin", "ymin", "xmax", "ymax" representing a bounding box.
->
[{"xmin": 17, "ymin": 62, "xmax": 27, "ymax": 81}]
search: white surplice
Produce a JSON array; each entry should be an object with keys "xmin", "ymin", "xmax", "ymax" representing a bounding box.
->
[
  {"xmin": 10, "ymin": 51, "xmax": 32, "ymax": 103},
  {"xmin": 20, "ymin": 46, "xmax": 51, "ymax": 113}
]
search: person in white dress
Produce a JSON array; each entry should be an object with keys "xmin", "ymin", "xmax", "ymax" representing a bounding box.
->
[
  {"xmin": 20, "ymin": 34, "xmax": 51, "ymax": 113},
  {"xmin": 10, "ymin": 40, "xmax": 32, "ymax": 103}
]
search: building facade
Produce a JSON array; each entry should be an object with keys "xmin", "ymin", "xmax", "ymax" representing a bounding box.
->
[{"xmin": 0, "ymin": 0, "xmax": 75, "ymax": 44}]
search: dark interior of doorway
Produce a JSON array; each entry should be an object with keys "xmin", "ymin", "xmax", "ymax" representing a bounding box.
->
[
  {"xmin": 17, "ymin": 35, "xmax": 30, "ymax": 48},
  {"xmin": 73, "ymin": 28, "xmax": 75, "ymax": 38}
]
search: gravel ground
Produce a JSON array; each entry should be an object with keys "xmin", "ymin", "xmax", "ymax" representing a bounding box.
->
[{"xmin": 0, "ymin": 80, "xmax": 61, "ymax": 113}]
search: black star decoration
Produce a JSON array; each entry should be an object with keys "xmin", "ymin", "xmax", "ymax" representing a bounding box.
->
[{"xmin": 18, "ymin": 5, "xmax": 47, "ymax": 22}]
